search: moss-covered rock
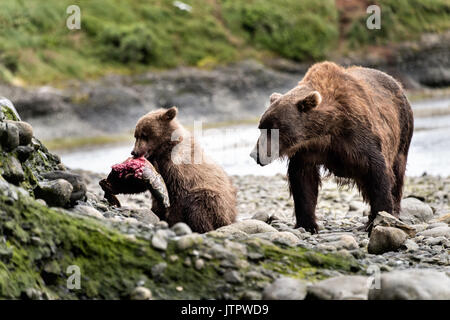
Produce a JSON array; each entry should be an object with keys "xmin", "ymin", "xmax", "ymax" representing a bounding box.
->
[{"xmin": 0, "ymin": 189, "xmax": 361, "ymax": 299}]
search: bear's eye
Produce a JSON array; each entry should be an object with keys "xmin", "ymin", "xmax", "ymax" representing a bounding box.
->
[{"xmin": 141, "ymin": 134, "xmax": 148, "ymax": 140}]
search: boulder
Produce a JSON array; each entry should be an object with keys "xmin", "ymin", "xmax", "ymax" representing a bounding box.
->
[
  {"xmin": 400, "ymin": 198, "xmax": 434, "ymax": 224},
  {"xmin": 369, "ymin": 270, "xmax": 450, "ymax": 300},
  {"xmin": 34, "ymin": 179, "xmax": 73, "ymax": 208}
]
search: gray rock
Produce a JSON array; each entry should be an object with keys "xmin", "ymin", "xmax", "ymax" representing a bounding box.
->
[
  {"xmin": 42, "ymin": 171, "xmax": 86, "ymax": 205},
  {"xmin": 418, "ymin": 226, "xmax": 450, "ymax": 238},
  {"xmin": 368, "ymin": 226, "xmax": 408, "ymax": 254},
  {"xmin": 208, "ymin": 226, "xmax": 248, "ymax": 240},
  {"xmin": 151, "ymin": 262, "xmax": 167, "ymax": 278},
  {"xmin": 373, "ymin": 211, "xmax": 416, "ymax": 237},
  {"xmin": 224, "ymin": 270, "xmax": 243, "ymax": 284},
  {"xmin": 2, "ymin": 156, "xmax": 25, "ymax": 185},
  {"xmin": 155, "ymin": 221, "xmax": 169, "ymax": 229},
  {"xmin": 0, "ymin": 98, "xmax": 21, "ymax": 121},
  {"xmin": 434, "ymin": 213, "xmax": 450, "ymax": 224},
  {"xmin": 400, "ymin": 198, "xmax": 434, "ymax": 224},
  {"xmin": 263, "ymin": 277, "xmax": 307, "ymax": 300},
  {"xmin": 15, "ymin": 145, "xmax": 34, "ymax": 162},
  {"xmin": 130, "ymin": 208, "xmax": 160, "ymax": 225},
  {"xmin": 307, "ymin": 275, "xmax": 369, "ymax": 300},
  {"xmin": 402, "ymin": 239, "xmax": 419, "ymax": 252},
  {"xmin": 251, "ymin": 211, "xmax": 270, "ymax": 223},
  {"xmin": 226, "ymin": 219, "xmax": 278, "ymax": 234},
  {"xmin": 369, "ymin": 270, "xmax": 450, "ymax": 300},
  {"xmin": 176, "ymin": 233, "xmax": 203, "ymax": 250},
  {"xmin": 130, "ymin": 287, "xmax": 152, "ymax": 300},
  {"xmin": 320, "ymin": 235, "xmax": 359, "ymax": 251},
  {"xmin": 194, "ymin": 259, "xmax": 204, "ymax": 270},
  {"xmin": 6, "ymin": 120, "xmax": 33, "ymax": 146},
  {"xmin": 423, "ymin": 236, "xmax": 447, "ymax": 246},
  {"xmin": 34, "ymin": 179, "xmax": 73, "ymax": 208},
  {"xmin": 0, "ymin": 121, "xmax": 19, "ymax": 150},
  {"xmin": 249, "ymin": 231, "xmax": 300, "ymax": 247},
  {"xmin": 171, "ymin": 222, "xmax": 192, "ymax": 236},
  {"xmin": 73, "ymin": 205, "xmax": 104, "ymax": 219},
  {"xmin": 151, "ymin": 230, "xmax": 169, "ymax": 251}
]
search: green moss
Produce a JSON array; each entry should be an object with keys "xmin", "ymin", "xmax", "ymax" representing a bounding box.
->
[
  {"xmin": 251, "ymin": 241, "xmax": 361, "ymax": 281},
  {"xmin": 1, "ymin": 105, "xmax": 19, "ymax": 121}
]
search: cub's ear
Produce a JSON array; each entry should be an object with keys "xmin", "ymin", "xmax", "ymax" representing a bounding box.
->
[
  {"xmin": 296, "ymin": 91, "xmax": 322, "ymax": 111},
  {"xmin": 162, "ymin": 106, "xmax": 178, "ymax": 121},
  {"xmin": 270, "ymin": 92, "xmax": 282, "ymax": 104}
]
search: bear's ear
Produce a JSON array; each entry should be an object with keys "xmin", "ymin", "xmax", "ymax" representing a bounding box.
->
[
  {"xmin": 296, "ymin": 91, "xmax": 322, "ymax": 111},
  {"xmin": 162, "ymin": 106, "xmax": 178, "ymax": 121},
  {"xmin": 270, "ymin": 92, "xmax": 282, "ymax": 104}
]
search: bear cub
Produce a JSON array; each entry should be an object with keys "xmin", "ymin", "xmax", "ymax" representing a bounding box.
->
[{"xmin": 132, "ymin": 107, "xmax": 237, "ymax": 233}]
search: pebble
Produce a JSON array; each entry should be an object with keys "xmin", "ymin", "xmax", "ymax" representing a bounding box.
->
[
  {"xmin": 130, "ymin": 287, "xmax": 152, "ymax": 300},
  {"xmin": 171, "ymin": 222, "xmax": 192, "ymax": 236},
  {"xmin": 224, "ymin": 270, "xmax": 243, "ymax": 284},
  {"xmin": 73, "ymin": 205, "xmax": 104, "ymax": 219},
  {"xmin": 176, "ymin": 233, "xmax": 203, "ymax": 250},
  {"xmin": 151, "ymin": 230, "xmax": 168, "ymax": 251}
]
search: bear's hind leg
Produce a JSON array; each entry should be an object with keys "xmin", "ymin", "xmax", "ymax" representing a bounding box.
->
[
  {"xmin": 288, "ymin": 155, "xmax": 320, "ymax": 234},
  {"xmin": 360, "ymin": 154, "xmax": 394, "ymax": 233},
  {"xmin": 391, "ymin": 153, "xmax": 407, "ymax": 217}
]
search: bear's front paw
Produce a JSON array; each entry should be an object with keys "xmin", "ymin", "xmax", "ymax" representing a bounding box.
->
[{"xmin": 295, "ymin": 220, "xmax": 319, "ymax": 234}]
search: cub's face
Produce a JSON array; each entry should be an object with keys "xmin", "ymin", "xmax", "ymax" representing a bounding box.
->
[
  {"xmin": 132, "ymin": 107, "xmax": 178, "ymax": 159},
  {"xmin": 250, "ymin": 87, "xmax": 322, "ymax": 166}
]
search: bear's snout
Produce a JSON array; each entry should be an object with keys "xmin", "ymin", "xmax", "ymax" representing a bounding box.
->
[{"xmin": 250, "ymin": 146, "xmax": 267, "ymax": 166}]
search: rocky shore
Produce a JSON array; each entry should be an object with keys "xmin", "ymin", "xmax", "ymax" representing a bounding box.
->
[{"xmin": 1, "ymin": 100, "xmax": 449, "ymax": 300}]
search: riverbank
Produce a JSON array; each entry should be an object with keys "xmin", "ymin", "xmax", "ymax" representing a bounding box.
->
[{"xmin": 1, "ymin": 100, "xmax": 449, "ymax": 300}]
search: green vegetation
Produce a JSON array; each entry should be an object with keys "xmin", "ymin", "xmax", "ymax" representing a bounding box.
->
[
  {"xmin": 346, "ymin": 0, "xmax": 450, "ymax": 48},
  {"xmin": 0, "ymin": 0, "xmax": 449, "ymax": 84}
]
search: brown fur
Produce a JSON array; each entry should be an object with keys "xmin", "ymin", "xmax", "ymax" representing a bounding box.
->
[
  {"xmin": 252, "ymin": 62, "xmax": 414, "ymax": 233},
  {"xmin": 132, "ymin": 107, "xmax": 237, "ymax": 233}
]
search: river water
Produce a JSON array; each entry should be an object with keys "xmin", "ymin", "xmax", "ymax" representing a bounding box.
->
[{"xmin": 60, "ymin": 97, "xmax": 450, "ymax": 177}]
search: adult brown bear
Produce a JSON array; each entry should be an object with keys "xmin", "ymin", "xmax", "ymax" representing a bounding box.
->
[{"xmin": 251, "ymin": 62, "xmax": 414, "ymax": 234}]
